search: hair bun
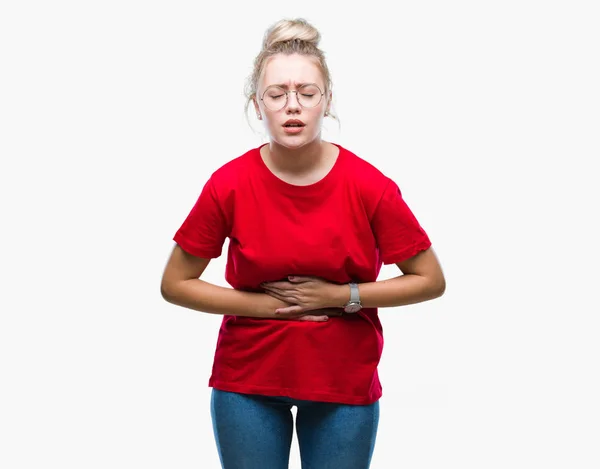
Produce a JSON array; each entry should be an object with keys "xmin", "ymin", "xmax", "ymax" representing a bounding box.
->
[{"xmin": 262, "ymin": 18, "xmax": 321, "ymax": 50}]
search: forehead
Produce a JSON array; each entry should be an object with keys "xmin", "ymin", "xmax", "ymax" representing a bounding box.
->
[{"xmin": 260, "ymin": 53, "xmax": 324, "ymax": 89}]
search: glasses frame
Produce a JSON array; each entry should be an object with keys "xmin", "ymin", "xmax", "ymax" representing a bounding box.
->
[{"xmin": 259, "ymin": 83, "xmax": 325, "ymax": 111}]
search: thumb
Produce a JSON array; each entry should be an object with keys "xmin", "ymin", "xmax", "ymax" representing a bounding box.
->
[
  {"xmin": 275, "ymin": 305, "xmax": 303, "ymax": 315},
  {"xmin": 287, "ymin": 276, "xmax": 311, "ymax": 283},
  {"xmin": 297, "ymin": 315, "xmax": 329, "ymax": 322}
]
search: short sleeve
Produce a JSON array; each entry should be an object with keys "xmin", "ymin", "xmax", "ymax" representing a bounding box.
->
[
  {"xmin": 173, "ymin": 177, "xmax": 229, "ymax": 258},
  {"xmin": 371, "ymin": 179, "xmax": 432, "ymax": 265}
]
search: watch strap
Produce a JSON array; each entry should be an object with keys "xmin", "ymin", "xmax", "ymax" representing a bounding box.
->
[{"xmin": 349, "ymin": 282, "xmax": 360, "ymax": 304}]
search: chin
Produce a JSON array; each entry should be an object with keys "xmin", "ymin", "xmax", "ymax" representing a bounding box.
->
[
  {"xmin": 273, "ymin": 133, "xmax": 318, "ymax": 150},
  {"xmin": 278, "ymin": 140, "xmax": 307, "ymax": 150}
]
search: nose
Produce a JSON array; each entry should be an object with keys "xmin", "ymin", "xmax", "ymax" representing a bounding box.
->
[{"xmin": 285, "ymin": 90, "xmax": 301, "ymax": 112}]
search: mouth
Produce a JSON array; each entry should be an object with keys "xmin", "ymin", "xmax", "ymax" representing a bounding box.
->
[{"xmin": 283, "ymin": 120, "xmax": 306, "ymax": 134}]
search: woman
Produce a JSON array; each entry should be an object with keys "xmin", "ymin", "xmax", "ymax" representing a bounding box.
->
[{"xmin": 160, "ymin": 17, "xmax": 446, "ymax": 469}]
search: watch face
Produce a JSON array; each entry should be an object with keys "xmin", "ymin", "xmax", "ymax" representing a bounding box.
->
[{"xmin": 344, "ymin": 303, "xmax": 362, "ymax": 313}]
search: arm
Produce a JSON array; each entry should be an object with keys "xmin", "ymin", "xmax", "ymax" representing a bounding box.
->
[
  {"xmin": 160, "ymin": 245, "xmax": 332, "ymax": 321},
  {"xmin": 344, "ymin": 247, "xmax": 445, "ymax": 308},
  {"xmin": 357, "ymin": 176, "xmax": 446, "ymax": 308},
  {"xmin": 262, "ymin": 247, "xmax": 445, "ymax": 314},
  {"xmin": 263, "ymin": 176, "xmax": 445, "ymax": 314}
]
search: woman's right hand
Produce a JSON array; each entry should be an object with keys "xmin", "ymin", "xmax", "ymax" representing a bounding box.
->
[
  {"xmin": 292, "ymin": 308, "xmax": 344, "ymax": 322},
  {"xmin": 262, "ymin": 294, "xmax": 342, "ymax": 322}
]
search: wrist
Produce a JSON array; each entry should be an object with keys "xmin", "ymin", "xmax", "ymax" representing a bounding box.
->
[
  {"xmin": 343, "ymin": 282, "xmax": 363, "ymax": 313},
  {"xmin": 330, "ymin": 283, "xmax": 350, "ymax": 308},
  {"xmin": 261, "ymin": 293, "xmax": 290, "ymax": 319},
  {"xmin": 246, "ymin": 292, "xmax": 284, "ymax": 319}
]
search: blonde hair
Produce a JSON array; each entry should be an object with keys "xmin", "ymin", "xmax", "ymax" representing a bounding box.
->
[{"xmin": 244, "ymin": 18, "xmax": 337, "ymax": 122}]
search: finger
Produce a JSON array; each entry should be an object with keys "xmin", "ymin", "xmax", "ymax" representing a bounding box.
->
[
  {"xmin": 263, "ymin": 290, "xmax": 290, "ymax": 303},
  {"xmin": 265, "ymin": 286, "xmax": 302, "ymax": 301},
  {"xmin": 296, "ymin": 315, "xmax": 329, "ymax": 322},
  {"xmin": 317, "ymin": 308, "xmax": 344, "ymax": 317},
  {"xmin": 266, "ymin": 291, "xmax": 300, "ymax": 305},
  {"xmin": 287, "ymin": 276, "xmax": 314, "ymax": 283},
  {"xmin": 275, "ymin": 305, "xmax": 303, "ymax": 315},
  {"xmin": 262, "ymin": 286, "xmax": 283, "ymax": 295},
  {"xmin": 262, "ymin": 281, "xmax": 295, "ymax": 290},
  {"xmin": 263, "ymin": 286, "xmax": 291, "ymax": 297}
]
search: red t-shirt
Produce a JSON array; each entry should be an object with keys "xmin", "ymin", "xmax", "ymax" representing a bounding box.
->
[{"xmin": 173, "ymin": 142, "xmax": 431, "ymax": 405}]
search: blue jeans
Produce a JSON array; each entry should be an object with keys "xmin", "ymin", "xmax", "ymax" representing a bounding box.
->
[{"xmin": 210, "ymin": 389, "xmax": 379, "ymax": 469}]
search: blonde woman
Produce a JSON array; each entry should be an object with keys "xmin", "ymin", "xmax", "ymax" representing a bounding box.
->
[{"xmin": 161, "ymin": 17, "xmax": 445, "ymax": 469}]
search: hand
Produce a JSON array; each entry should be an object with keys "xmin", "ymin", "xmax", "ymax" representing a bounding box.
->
[
  {"xmin": 284, "ymin": 308, "xmax": 344, "ymax": 322},
  {"xmin": 261, "ymin": 276, "xmax": 346, "ymax": 318},
  {"xmin": 260, "ymin": 290, "xmax": 339, "ymax": 322}
]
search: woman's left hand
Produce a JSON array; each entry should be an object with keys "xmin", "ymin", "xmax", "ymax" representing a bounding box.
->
[{"xmin": 261, "ymin": 276, "xmax": 346, "ymax": 316}]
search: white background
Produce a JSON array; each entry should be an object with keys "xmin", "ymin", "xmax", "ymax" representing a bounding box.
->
[{"xmin": 1, "ymin": 0, "xmax": 599, "ymax": 468}]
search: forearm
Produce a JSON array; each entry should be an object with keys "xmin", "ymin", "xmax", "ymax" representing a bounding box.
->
[
  {"xmin": 161, "ymin": 278, "xmax": 287, "ymax": 318},
  {"xmin": 333, "ymin": 274, "xmax": 445, "ymax": 309}
]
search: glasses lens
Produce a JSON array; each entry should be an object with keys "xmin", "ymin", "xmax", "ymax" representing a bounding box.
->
[
  {"xmin": 297, "ymin": 84, "xmax": 323, "ymax": 108},
  {"xmin": 261, "ymin": 84, "xmax": 324, "ymax": 110},
  {"xmin": 262, "ymin": 86, "xmax": 287, "ymax": 111}
]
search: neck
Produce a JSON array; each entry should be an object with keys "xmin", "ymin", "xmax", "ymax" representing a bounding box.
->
[{"xmin": 265, "ymin": 138, "xmax": 326, "ymax": 176}]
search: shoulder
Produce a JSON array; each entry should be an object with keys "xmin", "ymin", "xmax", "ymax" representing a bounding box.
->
[
  {"xmin": 209, "ymin": 146, "xmax": 258, "ymax": 188},
  {"xmin": 193, "ymin": 147, "xmax": 259, "ymax": 214},
  {"xmin": 338, "ymin": 144, "xmax": 394, "ymax": 197}
]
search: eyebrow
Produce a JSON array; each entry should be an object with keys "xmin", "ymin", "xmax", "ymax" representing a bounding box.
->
[{"xmin": 267, "ymin": 82, "xmax": 312, "ymax": 89}]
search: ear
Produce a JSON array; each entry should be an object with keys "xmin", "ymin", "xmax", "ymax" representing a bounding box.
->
[
  {"xmin": 252, "ymin": 97, "xmax": 262, "ymax": 120},
  {"xmin": 325, "ymin": 90, "xmax": 332, "ymax": 116}
]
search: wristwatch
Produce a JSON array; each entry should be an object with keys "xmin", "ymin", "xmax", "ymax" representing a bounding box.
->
[{"xmin": 343, "ymin": 282, "xmax": 362, "ymax": 313}]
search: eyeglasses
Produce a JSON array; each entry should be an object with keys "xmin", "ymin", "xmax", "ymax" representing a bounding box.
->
[{"xmin": 260, "ymin": 83, "xmax": 324, "ymax": 111}]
